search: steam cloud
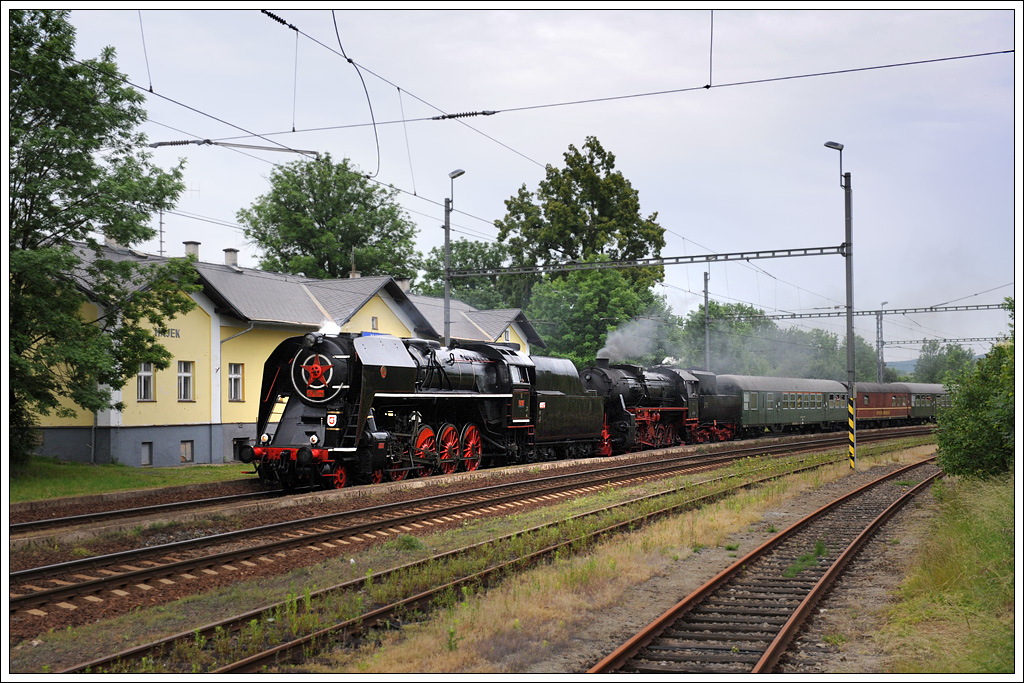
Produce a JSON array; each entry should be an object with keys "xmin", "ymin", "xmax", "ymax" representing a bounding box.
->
[
  {"xmin": 318, "ymin": 319, "xmax": 342, "ymax": 336},
  {"xmin": 599, "ymin": 317, "xmax": 676, "ymax": 363}
]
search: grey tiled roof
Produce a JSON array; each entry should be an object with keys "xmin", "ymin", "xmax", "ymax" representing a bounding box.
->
[
  {"xmin": 406, "ymin": 294, "xmax": 545, "ymax": 348},
  {"xmin": 196, "ymin": 262, "xmax": 327, "ymax": 326},
  {"xmin": 73, "ymin": 242, "xmax": 437, "ymax": 336}
]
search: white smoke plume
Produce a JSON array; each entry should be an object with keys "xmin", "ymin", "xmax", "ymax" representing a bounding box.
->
[
  {"xmin": 598, "ymin": 317, "xmax": 664, "ymax": 362},
  {"xmin": 318, "ymin": 319, "xmax": 342, "ymax": 336}
]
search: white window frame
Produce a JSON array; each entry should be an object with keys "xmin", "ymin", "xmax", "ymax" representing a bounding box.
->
[
  {"xmin": 178, "ymin": 360, "xmax": 194, "ymax": 402},
  {"xmin": 138, "ymin": 362, "xmax": 154, "ymax": 401},
  {"xmin": 228, "ymin": 363, "xmax": 244, "ymax": 402}
]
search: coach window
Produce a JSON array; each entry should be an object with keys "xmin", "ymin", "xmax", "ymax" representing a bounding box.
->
[
  {"xmin": 750, "ymin": 392, "xmax": 758, "ymax": 410},
  {"xmin": 229, "ymin": 363, "xmax": 244, "ymax": 402},
  {"xmin": 743, "ymin": 392, "xmax": 750, "ymax": 411},
  {"xmin": 178, "ymin": 361, "xmax": 194, "ymax": 402},
  {"xmin": 863, "ymin": 394, "xmax": 869, "ymax": 406},
  {"xmin": 138, "ymin": 362, "xmax": 154, "ymax": 401},
  {"xmin": 766, "ymin": 392, "xmax": 774, "ymax": 409}
]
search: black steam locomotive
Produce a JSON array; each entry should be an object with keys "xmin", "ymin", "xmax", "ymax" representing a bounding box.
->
[
  {"xmin": 240, "ymin": 332, "xmax": 604, "ymax": 489},
  {"xmin": 242, "ymin": 332, "xmax": 945, "ymax": 490}
]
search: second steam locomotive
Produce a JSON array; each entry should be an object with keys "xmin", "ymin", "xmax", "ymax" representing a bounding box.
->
[{"xmin": 241, "ymin": 332, "xmax": 945, "ymax": 490}]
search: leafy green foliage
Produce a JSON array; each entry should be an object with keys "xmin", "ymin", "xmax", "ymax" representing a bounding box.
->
[
  {"xmin": 9, "ymin": 10, "xmax": 197, "ymax": 471},
  {"xmin": 495, "ymin": 136, "xmax": 666, "ymax": 309},
  {"xmin": 237, "ymin": 153, "xmax": 420, "ymax": 280},
  {"xmin": 526, "ymin": 264, "xmax": 658, "ymax": 367},
  {"xmin": 416, "ymin": 238, "xmax": 514, "ymax": 310},
  {"xmin": 914, "ymin": 340, "xmax": 976, "ymax": 383},
  {"xmin": 936, "ymin": 299, "xmax": 1014, "ymax": 476}
]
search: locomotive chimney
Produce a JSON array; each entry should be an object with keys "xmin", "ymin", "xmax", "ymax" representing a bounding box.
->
[{"xmin": 597, "ymin": 357, "xmax": 610, "ymax": 369}]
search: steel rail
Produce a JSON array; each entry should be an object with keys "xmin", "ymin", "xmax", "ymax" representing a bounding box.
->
[
  {"xmin": 10, "ymin": 489, "xmax": 280, "ymax": 535},
  {"xmin": 588, "ymin": 458, "xmax": 940, "ymax": 673},
  {"xmin": 61, "ymin": 447, "xmax": 848, "ymax": 673},
  {"xmin": 12, "ymin": 427, "xmax": 930, "ymax": 614}
]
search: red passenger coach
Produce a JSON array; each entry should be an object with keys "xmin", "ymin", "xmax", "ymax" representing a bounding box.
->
[{"xmin": 854, "ymin": 382, "xmax": 910, "ymax": 428}]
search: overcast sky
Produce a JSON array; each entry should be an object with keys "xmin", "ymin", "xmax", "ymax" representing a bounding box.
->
[{"xmin": 58, "ymin": 7, "xmax": 1019, "ymax": 364}]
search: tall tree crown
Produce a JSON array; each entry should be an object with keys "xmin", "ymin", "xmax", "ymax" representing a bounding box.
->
[
  {"xmin": 237, "ymin": 154, "xmax": 420, "ymax": 280},
  {"xmin": 9, "ymin": 9, "xmax": 197, "ymax": 471}
]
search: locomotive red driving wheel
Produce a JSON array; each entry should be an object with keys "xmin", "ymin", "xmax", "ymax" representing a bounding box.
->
[
  {"xmin": 387, "ymin": 446, "xmax": 411, "ymax": 482},
  {"xmin": 460, "ymin": 423, "xmax": 482, "ymax": 472},
  {"xmin": 323, "ymin": 461, "xmax": 349, "ymax": 489},
  {"xmin": 413, "ymin": 425, "xmax": 435, "ymax": 478},
  {"xmin": 437, "ymin": 423, "xmax": 460, "ymax": 475}
]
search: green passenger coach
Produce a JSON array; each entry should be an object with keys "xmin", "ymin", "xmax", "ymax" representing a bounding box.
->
[{"xmin": 715, "ymin": 375, "xmax": 849, "ymax": 437}]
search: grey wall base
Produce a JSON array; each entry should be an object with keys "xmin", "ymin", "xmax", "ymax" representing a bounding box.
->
[{"xmin": 38, "ymin": 422, "xmax": 256, "ymax": 468}]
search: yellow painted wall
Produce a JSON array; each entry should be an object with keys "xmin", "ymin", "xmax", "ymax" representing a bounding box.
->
[
  {"xmin": 500, "ymin": 324, "xmax": 530, "ymax": 356},
  {"xmin": 39, "ymin": 302, "xmax": 101, "ymax": 427},
  {"xmin": 341, "ymin": 293, "xmax": 411, "ymax": 338},
  {"xmin": 122, "ymin": 305, "xmax": 212, "ymax": 426},
  {"xmin": 220, "ymin": 327, "xmax": 298, "ymax": 424}
]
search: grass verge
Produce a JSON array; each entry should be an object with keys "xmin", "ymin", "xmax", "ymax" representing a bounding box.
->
[
  {"xmin": 882, "ymin": 473, "xmax": 1015, "ymax": 673},
  {"xmin": 8, "ymin": 456, "xmax": 253, "ymax": 503}
]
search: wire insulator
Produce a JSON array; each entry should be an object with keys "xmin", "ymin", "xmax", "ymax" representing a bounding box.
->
[
  {"xmin": 262, "ymin": 10, "xmax": 297, "ymax": 31},
  {"xmin": 433, "ymin": 110, "xmax": 497, "ymax": 120}
]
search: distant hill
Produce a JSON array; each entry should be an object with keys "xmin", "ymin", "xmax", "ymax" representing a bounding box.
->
[
  {"xmin": 887, "ymin": 359, "xmax": 917, "ymax": 376},
  {"xmin": 887, "ymin": 350, "xmax": 986, "ymax": 380}
]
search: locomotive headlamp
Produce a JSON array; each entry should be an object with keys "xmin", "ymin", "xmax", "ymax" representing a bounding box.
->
[
  {"xmin": 303, "ymin": 332, "xmax": 322, "ymax": 348},
  {"xmin": 260, "ymin": 433, "xmax": 270, "ymax": 444},
  {"xmin": 309, "ymin": 434, "xmax": 319, "ymax": 445}
]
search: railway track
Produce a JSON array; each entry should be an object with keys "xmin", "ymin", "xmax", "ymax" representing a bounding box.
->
[
  {"xmin": 10, "ymin": 430, "xmax": 930, "ymax": 622},
  {"xmin": 587, "ymin": 458, "xmax": 942, "ymax": 674},
  {"xmin": 8, "ymin": 445, "xmax": 780, "ymax": 617},
  {"xmin": 9, "ymin": 488, "xmax": 284, "ymax": 535},
  {"xmin": 12, "ymin": 426, "xmax": 930, "ymax": 540},
  {"xmin": 61, "ymin": 444, "xmax": 852, "ymax": 673}
]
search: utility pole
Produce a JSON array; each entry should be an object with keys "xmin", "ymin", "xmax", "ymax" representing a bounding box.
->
[
  {"xmin": 704, "ymin": 271, "xmax": 711, "ymax": 371},
  {"xmin": 876, "ymin": 301, "xmax": 888, "ymax": 382}
]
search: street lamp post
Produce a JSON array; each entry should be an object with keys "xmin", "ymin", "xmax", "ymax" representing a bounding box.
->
[
  {"xmin": 877, "ymin": 301, "xmax": 889, "ymax": 382},
  {"xmin": 444, "ymin": 168, "xmax": 466, "ymax": 347},
  {"xmin": 825, "ymin": 140, "xmax": 856, "ymax": 469}
]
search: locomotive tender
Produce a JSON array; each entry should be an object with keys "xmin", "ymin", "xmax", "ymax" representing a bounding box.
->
[{"xmin": 241, "ymin": 332, "xmax": 946, "ymax": 490}]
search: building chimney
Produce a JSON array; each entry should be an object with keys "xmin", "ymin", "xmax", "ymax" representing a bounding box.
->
[
  {"xmin": 224, "ymin": 248, "xmax": 239, "ymax": 267},
  {"xmin": 394, "ymin": 277, "xmax": 411, "ymax": 292},
  {"xmin": 184, "ymin": 241, "xmax": 200, "ymax": 259},
  {"xmin": 348, "ymin": 246, "xmax": 360, "ymax": 278}
]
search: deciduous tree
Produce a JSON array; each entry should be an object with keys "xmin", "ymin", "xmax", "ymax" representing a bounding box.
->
[
  {"xmin": 9, "ymin": 10, "xmax": 197, "ymax": 471},
  {"xmin": 495, "ymin": 136, "xmax": 665, "ymax": 308},
  {"xmin": 937, "ymin": 298, "xmax": 1014, "ymax": 476},
  {"xmin": 238, "ymin": 154, "xmax": 420, "ymax": 280},
  {"xmin": 416, "ymin": 238, "xmax": 512, "ymax": 311}
]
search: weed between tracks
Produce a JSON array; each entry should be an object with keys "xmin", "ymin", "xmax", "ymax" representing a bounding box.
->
[{"xmin": 12, "ymin": 438, "xmax": 934, "ymax": 674}]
